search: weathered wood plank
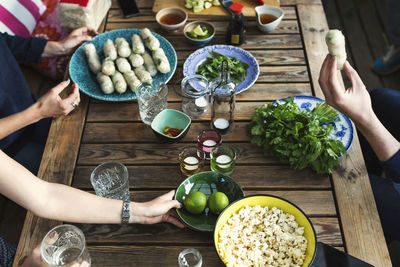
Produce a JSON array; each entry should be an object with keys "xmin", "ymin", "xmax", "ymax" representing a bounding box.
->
[
  {"xmin": 298, "ymin": 4, "xmax": 392, "ymax": 266},
  {"xmin": 13, "ymin": 95, "xmax": 90, "ymax": 266},
  {"xmin": 77, "ymin": 143, "xmax": 281, "ymax": 165},
  {"xmin": 73, "ymin": 165, "xmax": 330, "ymax": 189},
  {"xmin": 75, "ymin": 217, "xmax": 341, "ymax": 245}
]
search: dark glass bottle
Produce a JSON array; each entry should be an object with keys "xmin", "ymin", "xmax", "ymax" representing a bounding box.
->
[{"xmin": 227, "ymin": 3, "xmax": 245, "ymax": 45}]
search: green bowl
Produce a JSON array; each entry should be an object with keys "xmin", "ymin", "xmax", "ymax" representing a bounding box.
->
[
  {"xmin": 174, "ymin": 171, "xmax": 244, "ymax": 232},
  {"xmin": 151, "ymin": 109, "xmax": 191, "ymax": 143}
]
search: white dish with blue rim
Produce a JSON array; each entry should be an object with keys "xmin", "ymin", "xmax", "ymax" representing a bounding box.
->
[
  {"xmin": 69, "ymin": 29, "xmax": 177, "ymax": 101},
  {"xmin": 276, "ymin": 95, "xmax": 354, "ymax": 151},
  {"xmin": 183, "ymin": 45, "xmax": 259, "ymax": 94}
]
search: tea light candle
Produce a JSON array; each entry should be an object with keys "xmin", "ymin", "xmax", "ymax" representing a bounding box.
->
[
  {"xmin": 202, "ymin": 139, "xmax": 217, "ymax": 153},
  {"xmin": 195, "ymin": 96, "xmax": 208, "ymax": 108},
  {"xmin": 183, "ymin": 156, "xmax": 199, "ymax": 171},
  {"xmin": 213, "ymin": 118, "xmax": 230, "ymax": 130},
  {"xmin": 216, "ymin": 154, "xmax": 232, "ymax": 169}
]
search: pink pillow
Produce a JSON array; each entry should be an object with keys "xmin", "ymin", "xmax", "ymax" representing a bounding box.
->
[{"xmin": 0, "ymin": 0, "xmax": 46, "ymax": 37}]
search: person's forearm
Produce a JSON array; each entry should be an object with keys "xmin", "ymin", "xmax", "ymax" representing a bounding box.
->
[
  {"xmin": 0, "ymin": 104, "xmax": 42, "ymax": 140},
  {"xmin": 356, "ymin": 113, "xmax": 400, "ymax": 162},
  {"xmin": 42, "ymin": 41, "xmax": 66, "ymax": 57}
]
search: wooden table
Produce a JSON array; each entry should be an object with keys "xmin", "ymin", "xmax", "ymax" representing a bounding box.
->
[{"xmin": 13, "ymin": 0, "xmax": 392, "ymax": 266}]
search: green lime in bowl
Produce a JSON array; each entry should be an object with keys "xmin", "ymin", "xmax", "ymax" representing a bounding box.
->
[{"xmin": 175, "ymin": 171, "xmax": 244, "ymax": 232}]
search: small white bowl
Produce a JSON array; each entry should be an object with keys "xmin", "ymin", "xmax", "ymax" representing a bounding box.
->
[
  {"xmin": 255, "ymin": 5, "xmax": 284, "ymax": 33},
  {"xmin": 156, "ymin": 7, "xmax": 187, "ymax": 32}
]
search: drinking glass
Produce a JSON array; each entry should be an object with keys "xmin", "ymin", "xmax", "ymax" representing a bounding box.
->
[
  {"xmin": 181, "ymin": 75, "xmax": 209, "ymax": 118},
  {"xmin": 179, "ymin": 146, "xmax": 205, "ymax": 177},
  {"xmin": 136, "ymin": 83, "xmax": 168, "ymax": 125},
  {"xmin": 90, "ymin": 162, "xmax": 129, "ymax": 200},
  {"xmin": 210, "ymin": 145, "xmax": 237, "ymax": 175},
  {"xmin": 41, "ymin": 224, "xmax": 91, "ymax": 267},
  {"xmin": 197, "ymin": 129, "xmax": 222, "ymax": 160},
  {"xmin": 178, "ymin": 248, "xmax": 202, "ymax": 267}
]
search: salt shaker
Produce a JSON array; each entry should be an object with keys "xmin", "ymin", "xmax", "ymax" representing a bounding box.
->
[{"xmin": 210, "ymin": 61, "xmax": 236, "ymax": 134}]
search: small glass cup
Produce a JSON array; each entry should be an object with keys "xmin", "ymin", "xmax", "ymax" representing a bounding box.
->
[
  {"xmin": 197, "ymin": 129, "xmax": 222, "ymax": 160},
  {"xmin": 179, "ymin": 146, "xmax": 205, "ymax": 177},
  {"xmin": 41, "ymin": 224, "xmax": 91, "ymax": 267},
  {"xmin": 90, "ymin": 162, "xmax": 129, "ymax": 201},
  {"xmin": 181, "ymin": 75, "xmax": 209, "ymax": 118},
  {"xmin": 178, "ymin": 248, "xmax": 202, "ymax": 267},
  {"xmin": 210, "ymin": 145, "xmax": 237, "ymax": 175},
  {"xmin": 136, "ymin": 83, "xmax": 168, "ymax": 125}
]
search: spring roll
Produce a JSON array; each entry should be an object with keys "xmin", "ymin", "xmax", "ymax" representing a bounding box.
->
[
  {"xmin": 116, "ymin": 57, "xmax": 131, "ymax": 73},
  {"xmin": 101, "ymin": 58, "xmax": 116, "ymax": 76},
  {"xmin": 83, "ymin": 43, "xmax": 101, "ymax": 74},
  {"xmin": 129, "ymin": 53, "xmax": 144, "ymax": 68},
  {"xmin": 142, "ymin": 52, "xmax": 158, "ymax": 77},
  {"xmin": 131, "ymin": 34, "xmax": 145, "ymax": 54},
  {"xmin": 152, "ymin": 48, "xmax": 171, "ymax": 74},
  {"xmin": 103, "ymin": 39, "xmax": 117, "ymax": 61},
  {"xmin": 111, "ymin": 71, "xmax": 127, "ymax": 94},
  {"xmin": 123, "ymin": 71, "xmax": 142, "ymax": 92},
  {"xmin": 97, "ymin": 73, "xmax": 114, "ymax": 94},
  {"xmin": 141, "ymin": 28, "xmax": 160, "ymax": 51},
  {"xmin": 134, "ymin": 66, "xmax": 153, "ymax": 84},
  {"xmin": 115, "ymin": 37, "xmax": 131, "ymax": 58},
  {"xmin": 325, "ymin": 29, "xmax": 347, "ymax": 70}
]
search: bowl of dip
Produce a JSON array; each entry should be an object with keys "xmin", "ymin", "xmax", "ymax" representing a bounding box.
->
[
  {"xmin": 255, "ymin": 5, "xmax": 284, "ymax": 33},
  {"xmin": 156, "ymin": 7, "xmax": 188, "ymax": 32}
]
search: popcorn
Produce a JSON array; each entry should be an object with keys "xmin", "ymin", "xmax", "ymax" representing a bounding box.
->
[{"xmin": 218, "ymin": 205, "xmax": 308, "ymax": 267}]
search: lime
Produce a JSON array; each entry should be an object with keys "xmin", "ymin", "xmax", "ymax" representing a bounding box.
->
[
  {"xmin": 208, "ymin": 192, "xmax": 229, "ymax": 214},
  {"xmin": 184, "ymin": 191, "xmax": 207, "ymax": 214},
  {"xmin": 193, "ymin": 25, "xmax": 206, "ymax": 36}
]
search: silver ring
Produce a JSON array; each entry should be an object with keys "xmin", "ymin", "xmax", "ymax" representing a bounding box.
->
[{"xmin": 71, "ymin": 101, "xmax": 78, "ymax": 108}]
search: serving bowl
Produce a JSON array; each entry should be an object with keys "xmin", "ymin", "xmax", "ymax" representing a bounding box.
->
[
  {"xmin": 151, "ymin": 109, "xmax": 191, "ymax": 143},
  {"xmin": 255, "ymin": 5, "xmax": 284, "ymax": 33},
  {"xmin": 156, "ymin": 7, "xmax": 187, "ymax": 32},
  {"xmin": 183, "ymin": 21, "xmax": 215, "ymax": 47},
  {"xmin": 174, "ymin": 171, "xmax": 244, "ymax": 231},
  {"xmin": 214, "ymin": 194, "xmax": 317, "ymax": 266}
]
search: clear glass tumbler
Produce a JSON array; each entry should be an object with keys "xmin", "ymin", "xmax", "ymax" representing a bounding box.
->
[
  {"xmin": 178, "ymin": 248, "xmax": 202, "ymax": 267},
  {"xmin": 179, "ymin": 146, "xmax": 205, "ymax": 177},
  {"xmin": 210, "ymin": 145, "xmax": 237, "ymax": 175},
  {"xmin": 41, "ymin": 224, "xmax": 91, "ymax": 267},
  {"xmin": 136, "ymin": 83, "xmax": 168, "ymax": 125},
  {"xmin": 90, "ymin": 162, "xmax": 129, "ymax": 200}
]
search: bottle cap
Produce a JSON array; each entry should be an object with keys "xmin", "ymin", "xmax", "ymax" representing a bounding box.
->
[{"xmin": 230, "ymin": 3, "xmax": 244, "ymax": 14}]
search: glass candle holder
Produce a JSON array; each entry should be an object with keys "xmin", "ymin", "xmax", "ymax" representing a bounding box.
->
[
  {"xmin": 179, "ymin": 146, "xmax": 205, "ymax": 177},
  {"xmin": 210, "ymin": 145, "xmax": 237, "ymax": 175},
  {"xmin": 178, "ymin": 248, "xmax": 202, "ymax": 267},
  {"xmin": 181, "ymin": 74, "xmax": 210, "ymax": 118},
  {"xmin": 197, "ymin": 129, "xmax": 222, "ymax": 160}
]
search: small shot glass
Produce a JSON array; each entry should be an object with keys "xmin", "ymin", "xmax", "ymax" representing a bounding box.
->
[
  {"xmin": 178, "ymin": 248, "xmax": 202, "ymax": 267},
  {"xmin": 210, "ymin": 145, "xmax": 237, "ymax": 175},
  {"xmin": 197, "ymin": 129, "xmax": 222, "ymax": 160},
  {"xmin": 179, "ymin": 146, "xmax": 205, "ymax": 177}
]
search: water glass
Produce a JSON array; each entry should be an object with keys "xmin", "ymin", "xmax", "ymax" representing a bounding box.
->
[
  {"xmin": 136, "ymin": 83, "xmax": 168, "ymax": 125},
  {"xmin": 197, "ymin": 129, "xmax": 222, "ymax": 160},
  {"xmin": 90, "ymin": 162, "xmax": 129, "ymax": 200},
  {"xmin": 178, "ymin": 248, "xmax": 202, "ymax": 267},
  {"xmin": 41, "ymin": 224, "xmax": 91, "ymax": 267},
  {"xmin": 179, "ymin": 146, "xmax": 205, "ymax": 177},
  {"xmin": 210, "ymin": 145, "xmax": 237, "ymax": 175},
  {"xmin": 181, "ymin": 75, "xmax": 209, "ymax": 118}
]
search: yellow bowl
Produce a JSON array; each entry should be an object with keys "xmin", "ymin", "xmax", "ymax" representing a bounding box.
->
[{"xmin": 214, "ymin": 194, "xmax": 317, "ymax": 266}]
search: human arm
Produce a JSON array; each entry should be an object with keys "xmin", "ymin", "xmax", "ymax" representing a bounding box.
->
[
  {"xmin": 0, "ymin": 150, "xmax": 184, "ymax": 226},
  {"xmin": 0, "ymin": 80, "xmax": 80, "ymax": 140},
  {"xmin": 42, "ymin": 27, "xmax": 98, "ymax": 57},
  {"xmin": 318, "ymin": 55, "xmax": 400, "ymax": 163}
]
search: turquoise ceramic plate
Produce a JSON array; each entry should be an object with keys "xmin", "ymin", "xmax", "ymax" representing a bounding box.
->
[
  {"xmin": 69, "ymin": 29, "xmax": 177, "ymax": 101},
  {"xmin": 174, "ymin": 171, "xmax": 244, "ymax": 232}
]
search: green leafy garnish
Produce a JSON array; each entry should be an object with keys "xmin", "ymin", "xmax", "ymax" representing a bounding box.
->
[
  {"xmin": 196, "ymin": 51, "xmax": 249, "ymax": 84},
  {"xmin": 249, "ymin": 97, "xmax": 347, "ymax": 174}
]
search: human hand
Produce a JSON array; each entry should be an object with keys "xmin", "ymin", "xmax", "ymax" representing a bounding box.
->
[
  {"xmin": 318, "ymin": 54, "xmax": 373, "ymax": 125},
  {"xmin": 59, "ymin": 27, "xmax": 98, "ymax": 55},
  {"xmin": 33, "ymin": 80, "xmax": 80, "ymax": 119},
  {"xmin": 132, "ymin": 190, "xmax": 185, "ymax": 228}
]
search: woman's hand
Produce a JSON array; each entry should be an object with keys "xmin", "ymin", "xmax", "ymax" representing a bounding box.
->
[
  {"xmin": 318, "ymin": 54, "xmax": 374, "ymax": 125},
  {"xmin": 132, "ymin": 190, "xmax": 185, "ymax": 228},
  {"xmin": 43, "ymin": 27, "xmax": 98, "ymax": 57},
  {"xmin": 31, "ymin": 80, "xmax": 80, "ymax": 120}
]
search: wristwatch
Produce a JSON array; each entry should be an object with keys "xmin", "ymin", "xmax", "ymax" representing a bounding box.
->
[{"xmin": 121, "ymin": 200, "xmax": 130, "ymax": 224}]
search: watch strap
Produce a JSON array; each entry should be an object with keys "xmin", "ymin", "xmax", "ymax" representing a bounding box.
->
[{"xmin": 122, "ymin": 200, "xmax": 130, "ymax": 224}]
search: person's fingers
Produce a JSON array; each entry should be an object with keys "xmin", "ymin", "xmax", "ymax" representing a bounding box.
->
[
  {"xmin": 327, "ymin": 56, "xmax": 342, "ymax": 97},
  {"xmin": 343, "ymin": 61, "xmax": 365, "ymax": 89},
  {"xmin": 85, "ymin": 27, "xmax": 98, "ymax": 36},
  {"xmin": 164, "ymin": 215, "xmax": 186, "ymax": 228},
  {"xmin": 52, "ymin": 80, "xmax": 70, "ymax": 95},
  {"xmin": 162, "ymin": 199, "xmax": 183, "ymax": 212},
  {"xmin": 64, "ymin": 83, "xmax": 80, "ymax": 104},
  {"xmin": 159, "ymin": 190, "xmax": 176, "ymax": 201},
  {"xmin": 318, "ymin": 54, "xmax": 333, "ymax": 99}
]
